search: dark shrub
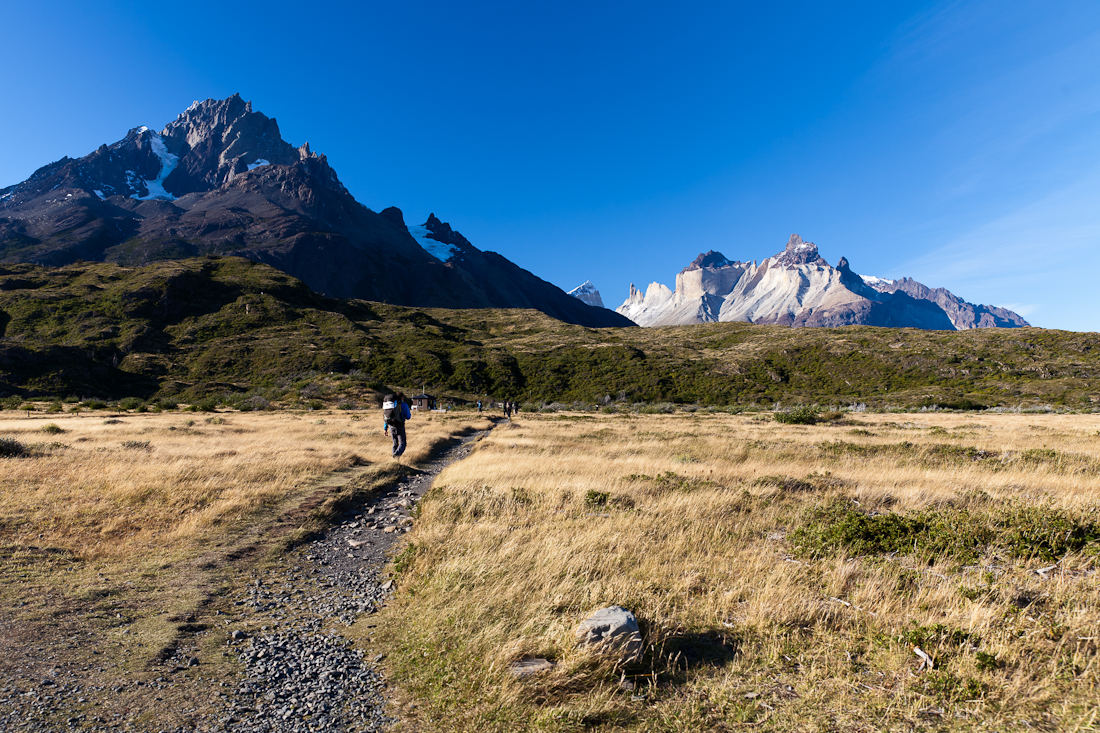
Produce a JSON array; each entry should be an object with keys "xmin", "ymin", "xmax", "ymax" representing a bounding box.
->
[
  {"xmin": 0, "ymin": 437, "xmax": 27, "ymax": 456},
  {"xmin": 774, "ymin": 405, "xmax": 821, "ymax": 425}
]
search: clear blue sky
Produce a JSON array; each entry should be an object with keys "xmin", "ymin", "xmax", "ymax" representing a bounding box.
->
[{"xmin": 4, "ymin": 1, "xmax": 1100, "ymax": 330}]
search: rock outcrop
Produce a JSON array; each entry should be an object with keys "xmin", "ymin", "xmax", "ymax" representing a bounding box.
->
[{"xmin": 617, "ymin": 235, "xmax": 1027, "ymax": 330}]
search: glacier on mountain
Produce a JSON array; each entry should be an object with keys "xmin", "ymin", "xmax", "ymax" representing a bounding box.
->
[
  {"xmin": 408, "ymin": 224, "xmax": 458, "ymax": 262},
  {"xmin": 131, "ymin": 131, "xmax": 178, "ymax": 201}
]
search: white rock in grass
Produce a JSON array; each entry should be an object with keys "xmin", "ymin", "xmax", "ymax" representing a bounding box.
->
[
  {"xmin": 508, "ymin": 657, "xmax": 555, "ymax": 677},
  {"xmin": 575, "ymin": 606, "xmax": 643, "ymax": 662}
]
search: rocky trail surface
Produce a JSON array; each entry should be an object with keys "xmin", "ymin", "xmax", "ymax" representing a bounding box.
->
[{"xmin": 0, "ymin": 422, "xmax": 496, "ymax": 733}]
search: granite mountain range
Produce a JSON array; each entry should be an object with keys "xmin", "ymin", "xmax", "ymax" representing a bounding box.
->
[{"xmin": 615, "ymin": 234, "xmax": 1028, "ymax": 330}]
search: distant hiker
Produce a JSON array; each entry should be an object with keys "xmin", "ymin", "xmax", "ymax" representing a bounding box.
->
[
  {"xmin": 382, "ymin": 392, "xmax": 411, "ymax": 458},
  {"xmin": 511, "ymin": 400, "xmax": 519, "ymax": 415},
  {"xmin": 477, "ymin": 400, "xmax": 483, "ymax": 413},
  {"xmin": 503, "ymin": 401, "xmax": 511, "ymax": 418}
]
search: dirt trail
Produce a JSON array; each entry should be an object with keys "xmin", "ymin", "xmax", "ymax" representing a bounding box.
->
[{"xmin": 196, "ymin": 420, "xmax": 500, "ymax": 732}]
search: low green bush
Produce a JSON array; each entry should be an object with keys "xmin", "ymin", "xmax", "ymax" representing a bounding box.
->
[
  {"xmin": 752, "ymin": 475, "xmax": 815, "ymax": 492},
  {"xmin": 774, "ymin": 405, "xmax": 821, "ymax": 425},
  {"xmin": 40, "ymin": 423, "xmax": 65, "ymax": 435},
  {"xmin": 793, "ymin": 500, "xmax": 1100, "ymax": 563},
  {"xmin": 118, "ymin": 397, "xmax": 142, "ymax": 411},
  {"xmin": 584, "ymin": 490, "xmax": 609, "ymax": 507},
  {"xmin": 194, "ymin": 397, "xmax": 219, "ymax": 412}
]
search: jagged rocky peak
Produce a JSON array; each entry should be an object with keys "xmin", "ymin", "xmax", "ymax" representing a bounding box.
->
[
  {"xmin": 422, "ymin": 213, "xmax": 472, "ymax": 248},
  {"xmin": 616, "ymin": 232, "xmax": 1030, "ymax": 330},
  {"xmin": 685, "ymin": 250, "xmax": 733, "ymax": 271},
  {"xmin": 161, "ymin": 94, "xmax": 254, "ymax": 147},
  {"xmin": 773, "ymin": 234, "xmax": 824, "ymax": 266},
  {"xmin": 568, "ymin": 280, "xmax": 606, "ymax": 308},
  {"xmin": 159, "ymin": 93, "xmax": 302, "ymax": 194},
  {"xmin": 406, "ymin": 213, "xmax": 475, "ymax": 263}
]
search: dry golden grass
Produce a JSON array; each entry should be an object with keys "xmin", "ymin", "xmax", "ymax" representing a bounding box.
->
[
  {"xmin": 0, "ymin": 409, "xmax": 483, "ymax": 559},
  {"xmin": 0, "ymin": 407, "xmax": 489, "ymax": 727},
  {"xmin": 378, "ymin": 411, "xmax": 1100, "ymax": 732}
]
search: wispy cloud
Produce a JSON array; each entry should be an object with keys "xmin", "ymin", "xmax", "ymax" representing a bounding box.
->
[{"xmin": 897, "ymin": 165, "xmax": 1100, "ymax": 328}]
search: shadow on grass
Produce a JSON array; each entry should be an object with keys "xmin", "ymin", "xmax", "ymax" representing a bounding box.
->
[{"xmin": 648, "ymin": 628, "xmax": 741, "ymax": 675}]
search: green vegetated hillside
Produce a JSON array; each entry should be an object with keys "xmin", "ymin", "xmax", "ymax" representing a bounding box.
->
[{"xmin": 1, "ymin": 257, "xmax": 1098, "ymax": 408}]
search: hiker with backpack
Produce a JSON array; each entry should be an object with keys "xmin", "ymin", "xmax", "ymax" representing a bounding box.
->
[{"xmin": 382, "ymin": 391, "xmax": 412, "ymax": 458}]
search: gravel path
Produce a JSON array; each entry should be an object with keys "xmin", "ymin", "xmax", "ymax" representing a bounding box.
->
[{"xmin": 202, "ymin": 426, "xmax": 493, "ymax": 732}]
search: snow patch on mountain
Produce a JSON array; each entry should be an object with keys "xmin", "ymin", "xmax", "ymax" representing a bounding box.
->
[
  {"xmin": 131, "ymin": 132, "xmax": 178, "ymax": 201},
  {"xmin": 247, "ymin": 159, "xmax": 270, "ymax": 171},
  {"xmin": 568, "ymin": 280, "xmax": 605, "ymax": 308},
  {"xmin": 409, "ymin": 224, "xmax": 458, "ymax": 262},
  {"xmin": 861, "ymin": 274, "xmax": 896, "ymax": 289}
]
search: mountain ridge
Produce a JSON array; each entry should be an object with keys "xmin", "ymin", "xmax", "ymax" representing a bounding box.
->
[
  {"xmin": 618, "ymin": 234, "xmax": 1028, "ymax": 330},
  {"xmin": 0, "ymin": 257, "xmax": 1089, "ymax": 411},
  {"xmin": 0, "ymin": 95, "xmax": 633, "ymax": 329}
]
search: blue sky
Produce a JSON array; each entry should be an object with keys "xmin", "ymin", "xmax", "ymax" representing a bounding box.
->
[{"xmin": 3, "ymin": 1, "xmax": 1099, "ymax": 330}]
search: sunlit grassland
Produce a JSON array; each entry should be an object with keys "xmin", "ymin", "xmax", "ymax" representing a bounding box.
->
[
  {"xmin": 0, "ymin": 408, "xmax": 489, "ymax": 728},
  {"xmin": 377, "ymin": 412, "xmax": 1100, "ymax": 732}
]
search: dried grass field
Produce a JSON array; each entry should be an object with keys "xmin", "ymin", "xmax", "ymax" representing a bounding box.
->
[
  {"xmin": 377, "ymin": 411, "xmax": 1100, "ymax": 732},
  {"xmin": 0, "ymin": 408, "xmax": 489, "ymax": 728}
]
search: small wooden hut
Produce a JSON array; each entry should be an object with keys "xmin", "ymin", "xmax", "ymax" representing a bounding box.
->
[{"xmin": 411, "ymin": 393, "xmax": 436, "ymax": 411}]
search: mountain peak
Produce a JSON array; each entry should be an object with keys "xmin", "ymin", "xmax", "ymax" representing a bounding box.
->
[
  {"xmin": 568, "ymin": 280, "xmax": 606, "ymax": 308},
  {"xmin": 774, "ymin": 234, "xmax": 823, "ymax": 266},
  {"xmin": 163, "ymin": 94, "xmax": 250, "ymax": 141},
  {"xmin": 0, "ymin": 95, "xmax": 635, "ymax": 328},
  {"xmin": 156, "ymin": 94, "xmax": 302, "ymax": 194},
  {"xmin": 421, "ymin": 214, "xmax": 472, "ymax": 249},
  {"xmin": 686, "ymin": 250, "xmax": 733, "ymax": 270}
]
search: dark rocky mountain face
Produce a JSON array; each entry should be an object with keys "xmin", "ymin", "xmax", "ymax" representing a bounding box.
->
[
  {"xmin": 864, "ymin": 277, "xmax": 1029, "ymax": 329},
  {"xmin": 0, "ymin": 95, "xmax": 633, "ymax": 329},
  {"xmin": 686, "ymin": 250, "xmax": 733, "ymax": 270}
]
